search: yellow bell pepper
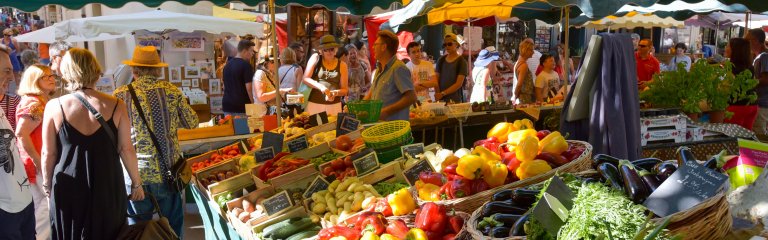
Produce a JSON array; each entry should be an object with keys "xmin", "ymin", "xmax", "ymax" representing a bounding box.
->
[
  {"xmin": 380, "ymin": 234, "xmax": 401, "ymax": 240},
  {"xmin": 388, "ymin": 188, "xmax": 417, "ymax": 216},
  {"xmin": 507, "ymin": 129, "xmax": 537, "ymax": 145},
  {"xmin": 487, "ymin": 122, "xmax": 511, "ymax": 142},
  {"xmin": 362, "ymin": 231, "xmax": 381, "ymax": 240},
  {"xmin": 516, "ymin": 160, "xmax": 552, "ymax": 179},
  {"xmin": 516, "ymin": 136, "xmax": 539, "ymax": 162},
  {"xmin": 405, "ymin": 228, "xmax": 429, "ymax": 240},
  {"xmin": 472, "ymin": 146, "xmax": 501, "ymax": 162},
  {"xmin": 417, "ymin": 183, "xmax": 441, "ymax": 201},
  {"xmin": 482, "ymin": 161, "xmax": 509, "ymax": 187},
  {"xmin": 540, "ymin": 131, "xmax": 569, "ymax": 155},
  {"xmin": 512, "ymin": 119, "xmax": 534, "ymax": 131},
  {"xmin": 456, "ymin": 154, "xmax": 488, "ymax": 180}
]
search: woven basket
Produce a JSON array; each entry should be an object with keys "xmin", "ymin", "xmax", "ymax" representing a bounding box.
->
[
  {"xmin": 467, "ymin": 207, "xmax": 526, "ymax": 240},
  {"xmin": 386, "ymin": 211, "xmax": 473, "ymax": 240},
  {"xmin": 415, "ymin": 140, "xmax": 593, "ymax": 213},
  {"xmin": 347, "ymin": 100, "xmax": 383, "ymax": 123},
  {"xmin": 447, "ymin": 102, "xmax": 472, "ymax": 118},
  {"xmin": 362, "ymin": 120, "xmax": 412, "ymax": 149},
  {"xmin": 658, "ymin": 191, "xmax": 731, "ymax": 240}
]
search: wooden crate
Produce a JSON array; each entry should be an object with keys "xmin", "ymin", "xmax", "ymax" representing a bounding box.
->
[
  {"xmin": 195, "ymin": 159, "xmax": 240, "ymax": 194},
  {"xmin": 225, "ymin": 186, "xmax": 279, "ymax": 240},
  {"xmin": 251, "ymin": 163, "xmax": 318, "ymax": 190},
  {"xmin": 305, "ymin": 122, "xmax": 338, "ymax": 147},
  {"xmin": 208, "ymin": 172, "xmax": 258, "ymax": 217},
  {"xmin": 359, "ymin": 161, "xmax": 407, "ymax": 186},
  {"xmin": 178, "ymin": 123, "xmax": 234, "ymax": 141},
  {"xmin": 187, "ymin": 141, "xmax": 247, "ymax": 173},
  {"xmin": 251, "ymin": 206, "xmax": 309, "ymax": 239}
]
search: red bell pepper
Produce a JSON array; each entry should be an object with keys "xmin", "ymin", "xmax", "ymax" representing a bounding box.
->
[
  {"xmin": 439, "ymin": 182, "xmax": 451, "ymax": 200},
  {"xmin": 448, "ymin": 179, "xmax": 472, "ymax": 199},
  {"xmin": 419, "ymin": 171, "xmax": 443, "ymax": 186},
  {"xmin": 415, "ymin": 202, "xmax": 448, "ymax": 233},
  {"xmin": 385, "ymin": 219, "xmax": 409, "ymax": 239},
  {"xmin": 425, "ymin": 231, "xmax": 444, "ymax": 240},
  {"xmin": 374, "ymin": 198, "xmax": 393, "ymax": 217},
  {"xmin": 442, "ymin": 234, "xmax": 456, "ymax": 240},
  {"xmin": 448, "ymin": 214, "xmax": 464, "ymax": 234},
  {"xmin": 470, "ymin": 179, "xmax": 489, "ymax": 195},
  {"xmin": 357, "ymin": 212, "xmax": 387, "ymax": 235},
  {"xmin": 319, "ymin": 226, "xmax": 361, "ymax": 240}
]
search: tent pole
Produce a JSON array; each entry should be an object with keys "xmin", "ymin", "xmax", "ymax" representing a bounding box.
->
[
  {"xmin": 269, "ymin": 0, "xmax": 281, "ymax": 126},
  {"xmin": 714, "ymin": 20, "xmax": 719, "ymax": 55},
  {"xmin": 564, "ymin": 6, "xmax": 570, "ymax": 84}
]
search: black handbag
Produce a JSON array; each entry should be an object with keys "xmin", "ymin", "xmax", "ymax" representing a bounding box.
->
[{"xmin": 127, "ymin": 84, "xmax": 191, "ymax": 193}]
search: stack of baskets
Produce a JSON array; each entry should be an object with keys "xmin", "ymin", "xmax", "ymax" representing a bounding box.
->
[{"xmin": 361, "ymin": 120, "xmax": 413, "ymax": 163}]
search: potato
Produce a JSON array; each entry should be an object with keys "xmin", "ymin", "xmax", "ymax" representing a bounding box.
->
[
  {"xmin": 249, "ymin": 210, "xmax": 262, "ymax": 219},
  {"xmin": 242, "ymin": 199, "xmax": 255, "ymax": 213},
  {"xmin": 232, "ymin": 207, "xmax": 244, "ymax": 217},
  {"xmin": 238, "ymin": 211, "xmax": 250, "ymax": 223},
  {"xmin": 312, "ymin": 203, "xmax": 327, "ymax": 214}
]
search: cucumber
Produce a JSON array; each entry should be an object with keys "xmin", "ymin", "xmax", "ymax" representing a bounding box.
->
[
  {"xmin": 269, "ymin": 218, "xmax": 316, "ymax": 239},
  {"xmin": 261, "ymin": 217, "xmax": 301, "ymax": 237},
  {"xmin": 285, "ymin": 230, "xmax": 320, "ymax": 240}
]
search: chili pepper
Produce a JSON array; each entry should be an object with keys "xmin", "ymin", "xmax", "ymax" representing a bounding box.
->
[
  {"xmin": 388, "ymin": 188, "xmax": 417, "ymax": 216},
  {"xmin": 385, "ymin": 219, "xmax": 409, "ymax": 239},
  {"xmin": 319, "ymin": 226, "xmax": 362, "ymax": 240},
  {"xmin": 456, "ymin": 154, "xmax": 487, "ymax": 180},
  {"xmin": 415, "ymin": 202, "xmax": 448, "ymax": 233},
  {"xmin": 539, "ymin": 131, "xmax": 568, "ymax": 156},
  {"xmin": 419, "ymin": 171, "xmax": 443, "ymax": 186},
  {"xmin": 515, "ymin": 136, "xmax": 539, "ymax": 162},
  {"xmin": 482, "ymin": 161, "xmax": 508, "ymax": 187},
  {"xmin": 257, "ymin": 159, "xmax": 275, "ymax": 181}
]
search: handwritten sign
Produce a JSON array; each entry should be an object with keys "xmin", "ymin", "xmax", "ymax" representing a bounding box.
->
[
  {"xmin": 337, "ymin": 116, "xmax": 361, "ymax": 136},
  {"xmin": 336, "ymin": 113, "xmax": 356, "ymax": 137},
  {"xmin": 309, "ymin": 112, "xmax": 329, "ymax": 127},
  {"xmin": 238, "ymin": 140, "xmax": 249, "ymax": 153},
  {"xmin": 400, "ymin": 143, "xmax": 425, "ymax": 159},
  {"xmin": 531, "ymin": 176, "xmax": 575, "ymax": 236},
  {"xmin": 353, "ymin": 151, "xmax": 380, "ymax": 175},
  {"xmin": 254, "ymin": 146, "xmax": 275, "ymax": 163},
  {"xmin": 263, "ymin": 190, "xmax": 294, "ymax": 216},
  {"xmin": 262, "ymin": 132, "xmax": 284, "ymax": 153},
  {"xmin": 287, "ymin": 135, "xmax": 309, "ymax": 153},
  {"xmin": 303, "ymin": 175, "xmax": 330, "ymax": 199},
  {"xmin": 644, "ymin": 160, "xmax": 728, "ymax": 217},
  {"xmin": 402, "ymin": 159, "xmax": 436, "ymax": 186}
]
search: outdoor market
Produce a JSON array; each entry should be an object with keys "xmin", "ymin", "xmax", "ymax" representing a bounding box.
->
[{"xmin": 0, "ymin": 0, "xmax": 767, "ymax": 240}]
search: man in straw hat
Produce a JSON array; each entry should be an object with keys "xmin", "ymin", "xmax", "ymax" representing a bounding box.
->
[
  {"xmin": 113, "ymin": 46, "xmax": 198, "ymax": 238},
  {"xmin": 365, "ymin": 30, "xmax": 415, "ymax": 121}
]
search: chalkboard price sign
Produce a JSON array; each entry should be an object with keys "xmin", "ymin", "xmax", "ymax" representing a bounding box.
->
[
  {"xmin": 254, "ymin": 146, "xmax": 275, "ymax": 163},
  {"xmin": 263, "ymin": 190, "xmax": 294, "ymax": 216},
  {"xmin": 303, "ymin": 175, "xmax": 330, "ymax": 199},
  {"xmin": 400, "ymin": 143, "xmax": 425, "ymax": 159},
  {"xmin": 287, "ymin": 135, "xmax": 309, "ymax": 153},
  {"xmin": 644, "ymin": 160, "xmax": 728, "ymax": 217},
  {"xmin": 402, "ymin": 159, "xmax": 436, "ymax": 186},
  {"xmin": 262, "ymin": 132, "xmax": 284, "ymax": 153},
  {"xmin": 353, "ymin": 151, "xmax": 380, "ymax": 175},
  {"xmin": 309, "ymin": 112, "xmax": 329, "ymax": 127}
]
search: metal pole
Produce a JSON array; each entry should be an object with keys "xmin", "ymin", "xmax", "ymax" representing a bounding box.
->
[
  {"xmin": 714, "ymin": 20, "xmax": 719, "ymax": 55},
  {"xmin": 563, "ymin": 6, "xmax": 570, "ymax": 84},
  {"xmin": 269, "ymin": 0, "xmax": 281, "ymax": 127}
]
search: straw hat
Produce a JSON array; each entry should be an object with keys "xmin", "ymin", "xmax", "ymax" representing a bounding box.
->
[
  {"xmin": 318, "ymin": 35, "xmax": 340, "ymax": 50},
  {"xmin": 123, "ymin": 46, "xmax": 168, "ymax": 67},
  {"xmin": 474, "ymin": 49, "xmax": 499, "ymax": 67}
]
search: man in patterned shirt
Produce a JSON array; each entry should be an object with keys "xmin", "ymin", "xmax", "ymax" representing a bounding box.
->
[{"xmin": 113, "ymin": 46, "xmax": 198, "ymax": 237}]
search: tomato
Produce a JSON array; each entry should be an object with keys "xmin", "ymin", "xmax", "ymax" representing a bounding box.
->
[
  {"xmin": 322, "ymin": 166, "xmax": 334, "ymax": 176},
  {"xmin": 336, "ymin": 135, "xmax": 353, "ymax": 151},
  {"xmin": 331, "ymin": 159, "xmax": 346, "ymax": 171},
  {"xmin": 346, "ymin": 168, "xmax": 357, "ymax": 177},
  {"xmin": 344, "ymin": 156, "xmax": 353, "ymax": 168}
]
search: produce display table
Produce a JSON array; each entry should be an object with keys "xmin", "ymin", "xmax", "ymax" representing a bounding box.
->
[
  {"xmin": 190, "ymin": 183, "xmax": 243, "ymax": 240},
  {"xmin": 180, "ymin": 133, "xmax": 262, "ymax": 155}
]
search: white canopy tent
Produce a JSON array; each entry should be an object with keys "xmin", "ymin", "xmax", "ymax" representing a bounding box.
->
[
  {"xmin": 16, "ymin": 24, "xmax": 124, "ymax": 43},
  {"xmin": 584, "ymin": 13, "xmax": 685, "ymax": 30},
  {"xmin": 734, "ymin": 19, "xmax": 768, "ymax": 28}
]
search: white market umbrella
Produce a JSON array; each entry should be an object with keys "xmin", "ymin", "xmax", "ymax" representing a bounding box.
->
[
  {"xmin": 583, "ymin": 13, "xmax": 685, "ymax": 30},
  {"xmin": 15, "ymin": 24, "xmax": 123, "ymax": 43},
  {"xmin": 54, "ymin": 9, "xmax": 264, "ymax": 40}
]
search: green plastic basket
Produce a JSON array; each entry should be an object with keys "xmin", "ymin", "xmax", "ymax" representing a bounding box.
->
[
  {"xmin": 375, "ymin": 136, "xmax": 414, "ymax": 164},
  {"xmin": 347, "ymin": 100, "xmax": 383, "ymax": 123},
  {"xmin": 362, "ymin": 120, "xmax": 412, "ymax": 150}
]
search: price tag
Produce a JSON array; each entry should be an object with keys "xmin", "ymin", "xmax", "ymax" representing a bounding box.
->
[
  {"xmin": 644, "ymin": 160, "xmax": 728, "ymax": 217},
  {"xmin": 309, "ymin": 112, "xmax": 329, "ymax": 127},
  {"xmin": 263, "ymin": 190, "xmax": 294, "ymax": 216},
  {"xmin": 262, "ymin": 132, "xmax": 284, "ymax": 153},
  {"xmin": 287, "ymin": 135, "xmax": 309, "ymax": 153},
  {"xmin": 303, "ymin": 175, "xmax": 330, "ymax": 199},
  {"xmin": 402, "ymin": 159, "xmax": 436, "ymax": 186},
  {"xmin": 254, "ymin": 146, "xmax": 275, "ymax": 163},
  {"xmin": 400, "ymin": 143, "xmax": 425, "ymax": 159},
  {"xmin": 531, "ymin": 176, "xmax": 575, "ymax": 236},
  {"xmin": 353, "ymin": 151, "xmax": 380, "ymax": 175}
]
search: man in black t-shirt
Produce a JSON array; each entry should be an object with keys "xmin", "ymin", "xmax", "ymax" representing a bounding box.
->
[{"xmin": 222, "ymin": 40, "xmax": 256, "ymax": 115}]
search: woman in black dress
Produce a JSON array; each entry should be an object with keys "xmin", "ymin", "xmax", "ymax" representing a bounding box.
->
[{"xmin": 40, "ymin": 48, "xmax": 144, "ymax": 240}]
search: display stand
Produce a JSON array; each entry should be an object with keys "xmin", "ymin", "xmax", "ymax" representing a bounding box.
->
[{"xmin": 190, "ymin": 183, "xmax": 244, "ymax": 240}]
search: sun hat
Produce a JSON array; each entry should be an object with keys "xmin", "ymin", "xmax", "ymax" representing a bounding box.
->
[
  {"xmin": 122, "ymin": 46, "xmax": 168, "ymax": 67},
  {"xmin": 474, "ymin": 49, "xmax": 499, "ymax": 67},
  {"xmin": 318, "ymin": 35, "xmax": 340, "ymax": 50},
  {"xmin": 445, "ymin": 33, "xmax": 459, "ymax": 44}
]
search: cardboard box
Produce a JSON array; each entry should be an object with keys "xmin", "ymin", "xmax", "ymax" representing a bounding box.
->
[
  {"xmin": 640, "ymin": 115, "xmax": 686, "ymax": 132},
  {"xmin": 641, "ymin": 129, "xmax": 684, "ymax": 146},
  {"xmin": 685, "ymin": 126, "xmax": 705, "ymax": 142},
  {"xmin": 192, "ymin": 104, "xmax": 211, "ymax": 122}
]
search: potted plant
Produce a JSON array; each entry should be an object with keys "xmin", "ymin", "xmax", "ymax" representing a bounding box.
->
[
  {"xmin": 699, "ymin": 61, "xmax": 759, "ymax": 123},
  {"xmin": 640, "ymin": 62, "xmax": 706, "ymax": 120}
]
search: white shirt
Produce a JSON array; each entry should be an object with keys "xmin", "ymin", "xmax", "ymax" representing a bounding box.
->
[
  {"xmin": 406, "ymin": 60, "xmax": 436, "ymax": 102},
  {"xmin": 665, "ymin": 55, "xmax": 692, "ymax": 71},
  {"xmin": 0, "ymin": 107, "xmax": 32, "ymax": 213},
  {"xmin": 535, "ymin": 70, "xmax": 561, "ymax": 99},
  {"xmin": 526, "ymin": 50, "xmax": 542, "ymax": 76}
]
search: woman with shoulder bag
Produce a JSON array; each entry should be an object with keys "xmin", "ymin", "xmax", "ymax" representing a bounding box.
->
[{"xmin": 253, "ymin": 56, "xmax": 292, "ymax": 116}]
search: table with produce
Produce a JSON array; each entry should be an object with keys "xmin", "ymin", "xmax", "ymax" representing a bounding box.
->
[{"xmin": 182, "ymin": 110, "xmax": 756, "ymax": 240}]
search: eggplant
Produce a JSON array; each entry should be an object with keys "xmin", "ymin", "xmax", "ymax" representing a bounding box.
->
[
  {"xmin": 481, "ymin": 202, "xmax": 528, "ymax": 217},
  {"xmin": 510, "ymin": 189, "xmax": 539, "ymax": 208},
  {"xmin": 490, "ymin": 227, "xmax": 511, "ymax": 238},
  {"xmin": 638, "ymin": 170, "xmax": 662, "ymax": 192},
  {"xmin": 481, "ymin": 226, "xmax": 492, "ymax": 235},
  {"xmin": 491, "ymin": 189, "xmax": 513, "ymax": 202},
  {"xmin": 592, "ymin": 154, "xmax": 621, "ymax": 167},
  {"xmin": 703, "ymin": 156, "xmax": 721, "ymax": 171},
  {"xmin": 597, "ymin": 162, "xmax": 624, "ymax": 192},
  {"xmin": 677, "ymin": 146, "xmax": 697, "ymax": 166},
  {"xmin": 509, "ymin": 213, "xmax": 530, "ymax": 236},
  {"xmin": 582, "ymin": 177, "xmax": 601, "ymax": 185},
  {"xmin": 631, "ymin": 158, "xmax": 662, "ymax": 172},
  {"xmin": 619, "ymin": 160, "xmax": 651, "ymax": 204},
  {"xmin": 654, "ymin": 161, "xmax": 678, "ymax": 181},
  {"xmin": 491, "ymin": 213, "xmax": 523, "ymax": 227}
]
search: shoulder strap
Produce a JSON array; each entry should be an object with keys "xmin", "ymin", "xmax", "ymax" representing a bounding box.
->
[
  {"xmin": 278, "ymin": 65, "xmax": 296, "ymax": 85},
  {"xmin": 127, "ymin": 84, "xmax": 172, "ymax": 173},
  {"xmin": 73, "ymin": 93, "xmax": 117, "ymax": 148}
]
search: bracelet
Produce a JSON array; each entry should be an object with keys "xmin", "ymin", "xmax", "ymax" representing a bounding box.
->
[{"xmin": 131, "ymin": 184, "xmax": 142, "ymax": 189}]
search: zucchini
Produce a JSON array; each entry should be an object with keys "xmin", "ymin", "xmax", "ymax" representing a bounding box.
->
[
  {"xmin": 261, "ymin": 217, "xmax": 300, "ymax": 236},
  {"xmin": 269, "ymin": 218, "xmax": 315, "ymax": 239},
  {"xmin": 285, "ymin": 230, "xmax": 320, "ymax": 240}
]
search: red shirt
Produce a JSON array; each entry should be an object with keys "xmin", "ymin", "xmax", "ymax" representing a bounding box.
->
[{"xmin": 636, "ymin": 52, "xmax": 660, "ymax": 83}]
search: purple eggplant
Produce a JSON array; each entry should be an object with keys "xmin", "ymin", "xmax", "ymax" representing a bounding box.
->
[
  {"xmin": 597, "ymin": 162, "xmax": 624, "ymax": 192},
  {"xmin": 653, "ymin": 161, "xmax": 678, "ymax": 181},
  {"xmin": 619, "ymin": 160, "xmax": 650, "ymax": 204},
  {"xmin": 638, "ymin": 169, "xmax": 662, "ymax": 192}
]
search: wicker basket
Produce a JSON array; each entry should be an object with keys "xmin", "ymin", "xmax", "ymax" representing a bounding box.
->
[
  {"xmin": 659, "ymin": 191, "xmax": 731, "ymax": 240},
  {"xmin": 362, "ymin": 120, "xmax": 412, "ymax": 150},
  {"xmin": 415, "ymin": 140, "xmax": 593, "ymax": 213},
  {"xmin": 386, "ymin": 211, "xmax": 473, "ymax": 240},
  {"xmin": 467, "ymin": 207, "xmax": 526, "ymax": 240},
  {"xmin": 447, "ymin": 102, "xmax": 472, "ymax": 118}
]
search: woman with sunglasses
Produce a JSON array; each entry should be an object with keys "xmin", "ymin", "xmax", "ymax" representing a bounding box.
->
[
  {"xmin": 15, "ymin": 64, "xmax": 57, "ymax": 240},
  {"xmin": 435, "ymin": 33, "xmax": 468, "ymax": 103},
  {"xmin": 303, "ymin": 35, "xmax": 348, "ymax": 116}
]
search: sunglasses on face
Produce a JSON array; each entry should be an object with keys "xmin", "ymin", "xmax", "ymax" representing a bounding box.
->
[
  {"xmin": 323, "ymin": 48, "xmax": 335, "ymax": 52},
  {"xmin": 639, "ymin": 44, "xmax": 648, "ymax": 48},
  {"xmin": 443, "ymin": 42, "xmax": 454, "ymax": 47}
]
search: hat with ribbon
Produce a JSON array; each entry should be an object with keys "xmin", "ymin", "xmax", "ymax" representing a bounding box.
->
[
  {"xmin": 318, "ymin": 35, "xmax": 340, "ymax": 50},
  {"xmin": 474, "ymin": 49, "xmax": 499, "ymax": 67},
  {"xmin": 123, "ymin": 46, "xmax": 168, "ymax": 67}
]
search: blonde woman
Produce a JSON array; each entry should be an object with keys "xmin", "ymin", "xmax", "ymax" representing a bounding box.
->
[
  {"xmin": 514, "ymin": 40, "xmax": 535, "ymax": 104},
  {"xmin": 15, "ymin": 64, "xmax": 56, "ymax": 240},
  {"xmin": 41, "ymin": 48, "xmax": 143, "ymax": 239}
]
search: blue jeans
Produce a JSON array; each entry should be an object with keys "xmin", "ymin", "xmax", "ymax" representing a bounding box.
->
[
  {"xmin": 127, "ymin": 183, "xmax": 184, "ymax": 239},
  {"xmin": 0, "ymin": 202, "xmax": 35, "ymax": 240}
]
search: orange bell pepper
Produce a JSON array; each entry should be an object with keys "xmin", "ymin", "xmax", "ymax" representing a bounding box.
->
[{"xmin": 516, "ymin": 136, "xmax": 539, "ymax": 162}]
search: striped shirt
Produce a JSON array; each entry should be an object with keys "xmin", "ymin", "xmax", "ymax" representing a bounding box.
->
[{"xmin": 0, "ymin": 94, "xmax": 20, "ymax": 130}]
